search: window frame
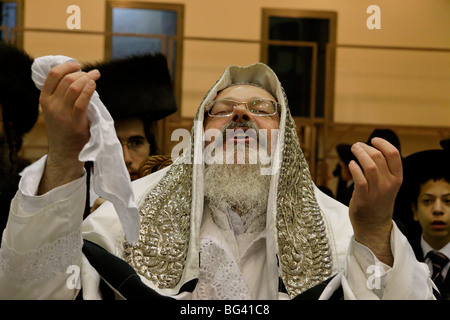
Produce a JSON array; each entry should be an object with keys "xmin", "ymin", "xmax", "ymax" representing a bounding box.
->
[
  {"xmin": 260, "ymin": 8, "xmax": 337, "ymax": 122},
  {"xmin": 0, "ymin": 0, "xmax": 24, "ymax": 46}
]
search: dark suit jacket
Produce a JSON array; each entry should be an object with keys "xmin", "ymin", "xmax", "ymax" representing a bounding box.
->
[{"xmin": 409, "ymin": 235, "xmax": 450, "ymax": 300}]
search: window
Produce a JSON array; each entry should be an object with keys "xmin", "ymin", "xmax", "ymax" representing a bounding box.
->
[
  {"xmin": 261, "ymin": 9, "xmax": 337, "ymax": 120},
  {"xmin": 109, "ymin": 7, "xmax": 177, "ymax": 59},
  {"xmin": 105, "ymin": 1, "xmax": 183, "ymax": 87},
  {"xmin": 0, "ymin": 0, "xmax": 22, "ymax": 43}
]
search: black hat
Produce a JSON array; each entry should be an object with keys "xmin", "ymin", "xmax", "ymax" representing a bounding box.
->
[
  {"xmin": 336, "ymin": 129, "xmax": 401, "ymax": 166},
  {"xmin": 336, "ymin": 143, "xmax": 356, "ymax": 166},
  {"xmin": 0, "ymin": 43, "xmax": 40, "ymax": 141},
  {"xmin": 440, "ymin": 138, "xmax": 450, "ymax": 152},
  {"xmin": 367, "ymin": 128, "xmax": 401, "ymax": 154},
  {"xmin": 402, "ymin": 149, "xmax": 450, "ymax": 190},
  {"xmin": 82, "ymin": 53, "xmax": 177, "ymax": 122}
]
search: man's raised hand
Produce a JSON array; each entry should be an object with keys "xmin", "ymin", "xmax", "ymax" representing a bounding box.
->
[
  {"xmin": 38, "ymin": 62, "xmax": 100, "ymax": 195},
  {"xmin": 348, "ymin": 137, "xmax": 403, "ymax": 266}
]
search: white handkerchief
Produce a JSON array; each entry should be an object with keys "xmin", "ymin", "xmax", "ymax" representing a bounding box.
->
[{"xmin": 31, "ymin": 55, "xmax": 139, "ymax": 244}]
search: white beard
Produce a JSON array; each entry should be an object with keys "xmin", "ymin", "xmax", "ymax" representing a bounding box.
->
[{"xmin": 204, "ymin": 163, "xmax": 271, "ymax": 235}]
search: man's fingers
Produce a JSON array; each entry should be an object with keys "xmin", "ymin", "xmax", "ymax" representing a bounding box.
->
[
  {"xmin": 369, "ymin": 137, "xmax": 402, "ymax": 178},
  {"xmin": 63, "ymin": 70, "xmax": 100, "ymax": 108},
  {"xmin": 351, "ymin": 142, "xmax": 381, "ymax": 181},
  {"xmin": 54, "ymin": 69, "xmax": 100, "ymax": 102},
  {"xmin": 41, "ymin": 62, "xmax": 81, "ymax": 97},
  {"xmin": 348, "ymin": 159, "xmax": 368, "ymax": 192},
  {"xmin": 72, "ymin": 79, "xmax": 96, "ymax": 124},
  {"xmin": 349, "ymin": 139, "xmax": 403, "ymax": 197}
]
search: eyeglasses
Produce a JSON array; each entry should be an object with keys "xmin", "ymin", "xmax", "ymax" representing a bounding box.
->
[
  {"xmin": 120, "ymin": 138, "xmax": 150, "ymax": 153},
  {"xmin": 206, "ymin": 98, "xmax": 279, "ymax": 117}
]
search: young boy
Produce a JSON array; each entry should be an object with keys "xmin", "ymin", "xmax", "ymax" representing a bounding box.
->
[{"xmin": 395, "ymin": 140, "xmax": 450, "ymax": 299}]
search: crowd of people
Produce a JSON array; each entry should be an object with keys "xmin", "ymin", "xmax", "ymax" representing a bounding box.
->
[{"xmin": 0, "ymin": 42, "xmax": 448, "ymax": 300}]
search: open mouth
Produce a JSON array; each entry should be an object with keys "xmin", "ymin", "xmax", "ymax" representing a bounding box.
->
[
  {"xmin": 431, "ymin": 220, "xmax": 447, "ymax": 230},
  {"xmin": 232, "ymin": 132, "xmax": 252, "ymax": 142},
  {"xmin": 225, "ymin": 128, "xmax": 258, "ymax": 144}
]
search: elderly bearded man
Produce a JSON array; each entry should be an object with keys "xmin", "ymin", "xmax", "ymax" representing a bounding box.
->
[{"xmin": 0, "ymin": 62, "xmax": 435, "ymax": 300}]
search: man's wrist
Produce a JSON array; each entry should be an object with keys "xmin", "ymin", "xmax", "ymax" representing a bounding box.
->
[
  {"xmin": 37, "ymin": 154, "xmax": 85, "ymax": 195},
  {"xmin": 353, "ymin": 221, "xmax": 394, "ymax": 266}
]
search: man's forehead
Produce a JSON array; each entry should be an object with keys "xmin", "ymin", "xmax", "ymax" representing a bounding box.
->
[
  {"xmin": 216, "ymin": 83, "xmax": 276, "ymax": 101},
  {"xmin": 115, "ymin": 118, "xmax": 146, "ymax": 136}
]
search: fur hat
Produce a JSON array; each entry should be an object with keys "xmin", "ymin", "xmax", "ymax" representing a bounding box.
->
[
  {"xmin": 441, "ymin": 138, "xmax": 450, "ymax": 152},
  {"xmin": 337, "ymin": 128, "xmax": 401, "ymax": 168},
  {"xmin": 336, "ymin": 143, "xmax": 356, "ymax": 166},
  {"xmin": 82, "ymin": 53, "xmax": 177, "ymax": 123},
  {"xmin": 0, "ymin": 43, "xmax": 40, "ymax": 141},
  {"xmin": 367, "ymin": 128, "xmax": 401, "ymax": 155}
]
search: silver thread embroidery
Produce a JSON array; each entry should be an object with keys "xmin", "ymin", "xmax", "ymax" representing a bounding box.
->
[
  {"xmin": 276, "ymin": 104, "xmax": 332, "ymax": 297},
  {"xmin": 123, "ymin": 141, "xmax": 193, "ymax": 289},
  {"xmin": 123, "ymin": 76, "xmax": 333, "ymax": 295}
]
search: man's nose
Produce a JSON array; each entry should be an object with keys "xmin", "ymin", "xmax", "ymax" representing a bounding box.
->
[
  {"xmin": 122, "ymin": 145, "xmax": 133, "ymax": 167},
  {"xmin": 432, "ymin": 200, "xmax": 445, "ymax": 215},
  {"xmin": 231, "ymin": 104, "xmax": 251, "ymax": 122}
]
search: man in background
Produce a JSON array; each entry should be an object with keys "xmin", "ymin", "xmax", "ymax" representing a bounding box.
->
[
  {"xmin": 83, "ymin": 53, "xmax": 177, "ymax": 180},
  {"xmin": 0, "ymin": 43, "xmax": 40, "ymax": 239}
]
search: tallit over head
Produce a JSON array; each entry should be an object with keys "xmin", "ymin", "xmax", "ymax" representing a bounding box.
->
[{"xmin": 124, "ymin": 63, "xmax": 333, "ymax": 298}]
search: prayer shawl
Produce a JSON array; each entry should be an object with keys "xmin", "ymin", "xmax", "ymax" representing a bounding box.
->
[{"xmin": 120, "ymin": 63, "xmax": 339, "ymax": 298}]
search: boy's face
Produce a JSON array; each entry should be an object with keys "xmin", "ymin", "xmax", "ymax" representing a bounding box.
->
[{"xmin": 413, "ymin": 179, "xmax": 450, "ymax": 249}]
